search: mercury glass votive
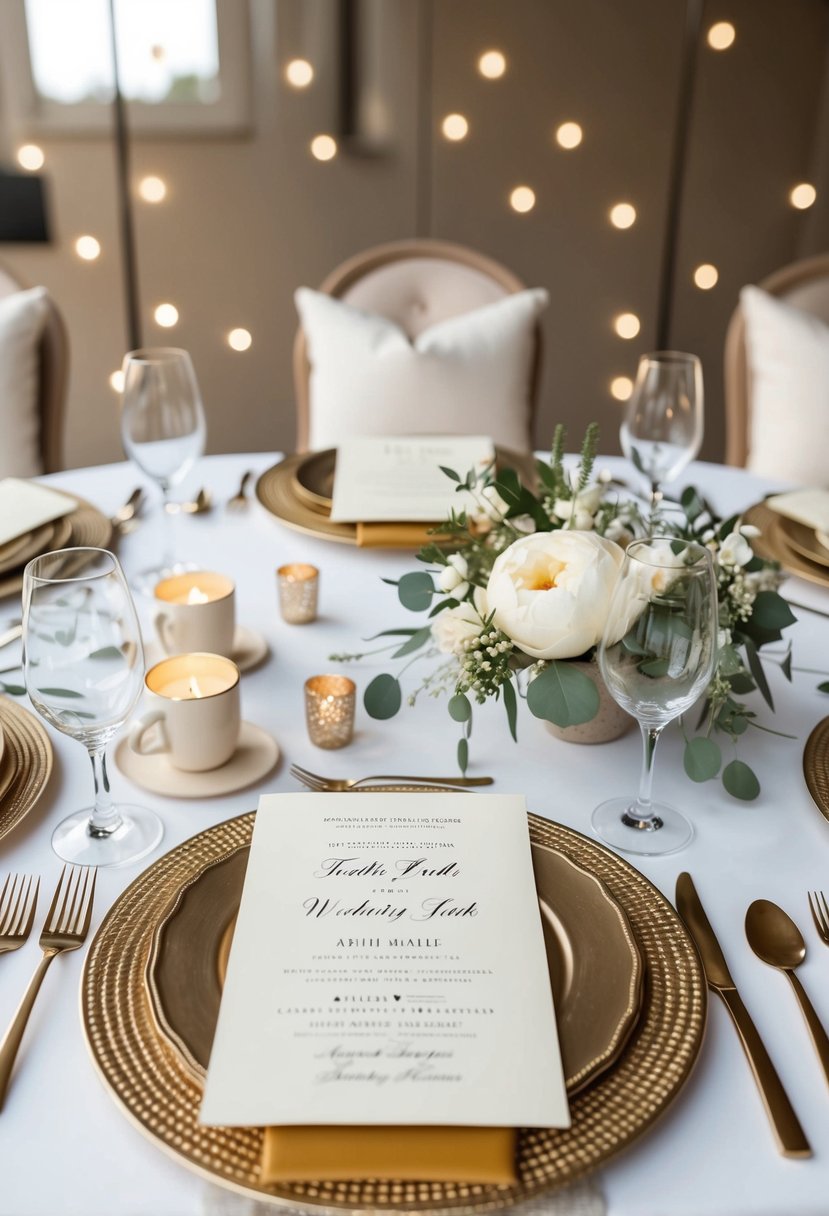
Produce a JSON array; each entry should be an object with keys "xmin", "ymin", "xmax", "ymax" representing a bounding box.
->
[
  {"xmin": 277, "ymin": 563, "xmax": 319, "ymax": 623},
  {"xmin": 305, "ymin": 674, "xmax": 356, "ymax": 749}
]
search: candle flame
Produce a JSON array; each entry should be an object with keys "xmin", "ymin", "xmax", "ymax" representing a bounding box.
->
[
  {"xmin": 187, "ymin": 586, "xmax": 210, "ymax": 605},
  {"xmin": 190, "ymin": 677, "xmax": 204, "ymax": 699}
]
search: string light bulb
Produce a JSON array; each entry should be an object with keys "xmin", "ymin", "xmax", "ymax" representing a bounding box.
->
[
  {"xmin": 693, "ymin": 263, "xmax": 719, "ymax": 290},
  {"xmin": 310, "ymin": 134, "xmax": 337, "ymax": 161},
  {"xmin": 610, "ymin": 376, "xmax": 633, "ymax": 401},
  {"xmin": 138, "ymin": 175, "xmax": 167, "ymax": 203},
  {"xmin": 74, "ymin": 235, "xmax": 101, "ymax": 261},
  {"xmin": 790, "ymin": 183, "xmax": 817, "ymax": 210},
  {"xmin": 478, "ymin": 50, "xmax": 506, "ymax": 79},
  {"xmin": 227, "ymin": 328, "xmax": 252, "ymax": 351},
  {"xmin": 154, "ymin": 303, "xmax": 179, "ymax": 328},
  {"xmin": 16, "ymin": 144, "xmax": 44, "ymax": 171},
  {"xmin": 555, "ymin": 122, "xmax": 583, "ymax": 149},
  {"xmin": 614, "ymin": 313, "xmax": 641, "ymax": 340},
  {"xmin": 109, "ymin": 370, "xmax": 125, "ymax": 393},
  {"xmin": 441, "ymin": 113, "xmax": 469, "ymax": 141},
  {"xmin": 509, "ymin": 186, "xmax": 536, "ymax": 213},
  {"xmin": 285, "ymin": 58, "xmax": 313, "ymax": 88},
  {"xmin": 707, "ymin": 22, "xmax": 736, "ymax": 50},
  {"xmin": 610, "ymin": 202, "xmax": 637, "ymax": 229}
]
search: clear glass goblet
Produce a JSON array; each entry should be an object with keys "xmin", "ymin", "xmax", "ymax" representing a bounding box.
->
[
  {"xmin": 22, "ymin": 547, "xmax": 163, "ymax": 867},
  {"xmin": 120, "ymin": 346, "xmax": 206, "ymax": 591},
  {"xmin": 592, "ymin": 537, "xmax": 718, "ymax": 856},
  {"xmin": 620, "ymin": 352, "xmax": 703, "ymax": 518}
]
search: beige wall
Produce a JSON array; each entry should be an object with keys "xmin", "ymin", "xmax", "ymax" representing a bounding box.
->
[{"xmin": 1, "ymin": 0, "xmax": 828, "ymax": 469}]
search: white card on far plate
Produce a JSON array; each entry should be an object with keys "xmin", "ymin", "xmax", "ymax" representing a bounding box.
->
[
  {"xmin": 329, "ymin": 436, "xmax": 495, "ymax": 522},
  {"xmin": 0, "ymin": 479, "xmax": 76, "ymax": 547},
  {"xmin": 767, "ymin": 488, "xmax": 829, "ymax": 533},
  {"xmin": 200, "ymin": 793, "xmax": 570, "ymax": 1130}
]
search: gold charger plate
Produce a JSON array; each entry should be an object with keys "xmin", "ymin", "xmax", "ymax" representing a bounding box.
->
[
  {"xmin": 745, "ymin": 502, "xmax": 829, "ymax": 589},
  {"xmin": 803, "ymin": 716, "xmax": 829, "ymax": 824},
  {"xmin": 145, "ymin": 834, "xmax": 643, "ymax": 1097},
  {"xmin": 777, "ymin": 516, "xmax": 829, "ymax": 570},
  {"xmin": 82, "ymin": 811, "xmax": 706, "ymax": 1212},
  {"xmin": 0, "ymin": 495, "xmax": 112, "ymax": 599},
  {"xmin": 0, "ymin": 697, "xmax": 53, "ymax": 843},
  {"xmin": 257, "ymin": 449, "xmax": 537, "ymax": 546}
]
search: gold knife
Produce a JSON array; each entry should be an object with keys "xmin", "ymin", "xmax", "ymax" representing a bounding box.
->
[{"xmin": 676, "ymin": 872, "xmax": 811, "ymax": 1158}]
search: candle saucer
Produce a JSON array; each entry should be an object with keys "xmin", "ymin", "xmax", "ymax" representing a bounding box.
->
[
  {"xmin": 114, "ymin": 721, "xmax": 280, "ymax": 798},
  {"xmin": 145, "ymin": 625, "xmax": 270, "ymax": 674}
]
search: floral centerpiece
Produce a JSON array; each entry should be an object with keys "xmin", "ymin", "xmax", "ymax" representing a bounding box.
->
[{"xmin": 334, "ymin": 425, "xmax": 798, "ymax": 800}]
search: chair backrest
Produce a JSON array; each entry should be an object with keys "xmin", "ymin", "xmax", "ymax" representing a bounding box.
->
[
  {"xmin": 724, "ymin": 253, "xmax": 829, "ymax": 467},
  {"xmin": 0, "ymin": 263, "xmax": 68, "ymax": 474},
  {"xmin": 292, "ymin": 238, "xmax": 541, "ymax": 452}
]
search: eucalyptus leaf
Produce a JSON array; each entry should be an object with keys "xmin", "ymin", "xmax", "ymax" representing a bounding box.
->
[
  {"xmin": 392, "ymin": 627, "xmax": 432, "ymax": 658},
  {"xmin": 397, "ymin": 572, "xmax": 434, "ymax": 613},
  {"xmin": 722, "ymin": 759, "xmax": 761, "ymax": 801},
  {"xmin": 781, "ymin": 650, "xmax": 793, "ymax": 682},
  {"xmin": 439, "ymin": 466, "xmax": 460, "ymax": 483},
  {"xmin": 526, "ymin": 662, "xmax": 599, "ymax": 727},
  {"xmin": 363, "ymin": 674, "xmax": 402, "ymax": 720},
  {"xmin": 683, "ymin": 737, "xmax": 721, "ymax": 782},
  {"xmin": 88, "ymin": 646, "xmax": 124, "ymax": 661},
  {"xmin": 750, "ymin": 591, "xmax": 797, "ymax": 632},
  {"xmin": 448, "ymin": 693, "xmax": 472, "ymax": 723},
  {"xmin": 502, "ymin": 676, "xmax": 518, "ymax": 742},
  {"xmin": 743, "ymin": 637, "xmax": 774, "ymax": 711},
  {"xmin": 0, "ymin": 683, "xmax": 25, "ymax": 696},
  {"xmin": 457, "ymin": 736, "xmax": 469, "ymax": 774},
  {"xmin": 819, "ymin": 681, "xmax": 829, "ymax": 694},
  {"xmin": 39, "ymin": 686, "xmax": 84, "ymax": 698}
]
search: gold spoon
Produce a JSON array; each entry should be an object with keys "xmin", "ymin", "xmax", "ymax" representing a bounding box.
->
[{"xmin": 745, "ymin": 899, "xmax": 829, "ymax": 1086}]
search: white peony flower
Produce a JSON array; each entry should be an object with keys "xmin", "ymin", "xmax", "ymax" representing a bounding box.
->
[
  {"xmin": 438, "ymin": 553, "xmax": 470, "ymax": 601},
  {"xmin": 431, "ymin": 589, "xmax": 487, "ymax": 655},
  {"xmin": 719, "ymin": 532, "xmax": 754, "ymax": 569},
  {"xmin": 485, "ymin": 530, "xmax": 625, "ymax": 660}
]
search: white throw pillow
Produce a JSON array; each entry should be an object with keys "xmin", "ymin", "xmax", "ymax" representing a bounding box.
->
[
  {"xmin": 0, "ymin": 286, "xmax": 49, "ymax": 478},
  {"xmin": 741, "ymin": 285, "xmax": 829, "ymax": 485},
  {"xmin": 296, "ymin": 286, "xmax": 548, "ymax": 452}
]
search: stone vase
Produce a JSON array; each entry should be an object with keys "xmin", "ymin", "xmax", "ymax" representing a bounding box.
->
[{"xmin": 544, "ymin": 660, "xmax": 635, "ymax": 745}]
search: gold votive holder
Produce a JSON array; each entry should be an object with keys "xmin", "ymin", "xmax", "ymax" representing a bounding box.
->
[
  {"xmin": 304, "ymin": 674, "xmax": 356, "ymax": 749},
  {"xmin": 277, "ymin": 563, "xmax": 319, "ymax": 624}
]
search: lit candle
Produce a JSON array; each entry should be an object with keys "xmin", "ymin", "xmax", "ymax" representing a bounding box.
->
[
  {"xmin": 305, "ymin": 674, "xmax": 356, "ymax": 748},
  {"xmin": 278, "ymin": 563, "xmax": 319, "ymax": 624},
  {"xmin": 155, "ymin": 571, "xmax": 234, "ymax": 606},
  {"xmin": 153, "ymin": 572, "xmax": 236, "ymax": 657},
  {"xmin": 147, "ymin": 653, "xmax": 238, "ymax": 701}
]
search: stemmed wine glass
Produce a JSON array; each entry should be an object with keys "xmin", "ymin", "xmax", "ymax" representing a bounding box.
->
[
  {"xmin": 592, "ymin": 537, "xmax": 718, "ymax": 856},
  {"xmin": 22, "ymin": 548, "xmax": 163, "ymax": 867},
  {"xmin": 120, "ymin": 347, "xmax": 206, "ymax": 591},
  {"xmin": 620, "ymin": 352, "xmax": 703, "ymax": 517}
]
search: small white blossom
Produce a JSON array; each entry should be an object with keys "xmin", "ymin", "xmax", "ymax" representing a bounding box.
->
[
  {"xmin": 438, "ymin": 553, "xmax": 470, "ymax": 600},
  {"xmin": 719, "ymin": 532, "xmax": 754, "ymax": 569}
]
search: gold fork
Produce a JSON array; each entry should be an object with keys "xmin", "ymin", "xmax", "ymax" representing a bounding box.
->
[
  {"xmin": 227, "ymin": 470, "xmax": 254, "ymax": 512},
  {"xmin": 0, "ymin": 865, "xmax": 96, "ymax": 1110},
  {"xmin": 0, "ymin": 875, "xmax": 39, "ymax": 956},
  {"xmin": 808, "ymin": 891, "xmax": 829, "ymax": 946},
  {"xmin": 290, "ymin": 763, "xmax": 493, "ymax": 791}
]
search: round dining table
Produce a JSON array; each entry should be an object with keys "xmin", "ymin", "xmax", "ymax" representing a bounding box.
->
[{"xmin": 1, "ymin": 452, "xmax": 828, "ymax": 1216}]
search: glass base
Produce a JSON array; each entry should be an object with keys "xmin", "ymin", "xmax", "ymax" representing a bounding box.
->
[
  {"xmin": 132, "ymin": 560, "xmax": 199, "ymax": 596},
  {"xmin": 592, "ymin": 796, "xmax": 694, "ymax": 857},
  {"xmin": 51, "ymin": 804, "xmax": 164, "ymax": 868}
]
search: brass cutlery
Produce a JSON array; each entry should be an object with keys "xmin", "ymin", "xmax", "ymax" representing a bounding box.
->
[
  {"xmin": 290, "ymin": 763, "xmax": 493, "ymax": 791},
  {"xmin": 808, "ymin": 890, "xmax": 829, "ymax": 945},
  {"xmin": 110, "ymin": 487, "xmax": 146, "ymax": 532},
  {"xmin": 226, "ymin": 470, "xmax": 254, "ymax": 512},
  {"xmin": 165, "ymin": 488, "xmax": 213, "ymax": 516},
  {"xmin": 746, "ymin": 899, "xmax": 829, "ymax": 1086},
  {"xmin": 0, "ymin": 875, "xmax": 39, "ymax": 956},
  {"xmin": 0, "ymin": 865, "xmax": 96, "ymax": 1110},
  {"xmin": 676, "ymin": 872, "xmax": 810, "ymax": 1158}
]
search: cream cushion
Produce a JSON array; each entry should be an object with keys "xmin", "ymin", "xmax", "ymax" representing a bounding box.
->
[
  {"xmin": 295, "ymin": 286, "xmax": 548, "ymax": 452},
  {"xmin": 741, "ymin": 285, "xmax": 829, "ymax": 485},
  {"xmin": 0, "ymin": 286, "xmax": 48, "ymax": 478}
]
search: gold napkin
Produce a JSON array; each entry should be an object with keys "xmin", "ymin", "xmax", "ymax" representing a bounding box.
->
[
  {"xmin": 355, "ymin": 522, "xmax": 438, "ymax": 549},
  {"xmin": 261, "ymin": 1125, "xmax": 517, "ymax": 1184}
]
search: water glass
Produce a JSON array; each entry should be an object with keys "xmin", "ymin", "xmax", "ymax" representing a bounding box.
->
[{"xmin": 620, "ymin": 352, "xmax": 703, "ymax": 515}]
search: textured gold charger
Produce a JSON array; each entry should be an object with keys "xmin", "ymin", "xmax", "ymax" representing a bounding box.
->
[
  {"xmin": 0, "ymin": 494, "xmax": 113, "ymax": 599},
  {"xmin": 804, "ymin": 716, "xmax": 829, "ymax": 824},
  {"xmin": 745, "ymin": 501, "xmax": 829, "ymax": 589},
  {"xmin": 82, "ymin": 810, "xmax": 706, "ymax": 1211},
  {"xmin": 0, "ymin": 697, "xmax": 54, "ymax": 843}
]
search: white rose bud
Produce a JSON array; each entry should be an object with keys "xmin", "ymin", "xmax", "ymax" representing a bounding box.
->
[
  {"xmin": 481, "ymin": 485, "xmax": 509, "ymax": 521},
  {"xmin": 438, "ymin": 553, "xmax": 470, "ymax": 600}
]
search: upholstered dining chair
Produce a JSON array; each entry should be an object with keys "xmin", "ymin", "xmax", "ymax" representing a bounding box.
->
[
  {"xmin": 724, "ymin": 253, "xmax": 829, "ymax": 471},
  {"xmin": 0, "ymin": 262, "xmax": 68, "ymax": 474},
  {"xmin": 292, "ymin": 238, "xmax": 543, "ymax": 452}
]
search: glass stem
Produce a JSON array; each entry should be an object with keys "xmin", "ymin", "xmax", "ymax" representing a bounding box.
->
[
  {"xmin": 87, "ymin": 747, "xmax": 122, "ymax": 838},
  {"xmin": 648, "ymin": 481, "xmax": 663, "ymax": 527},
  {"xmin": 622, "ymin": 724, "xmax": 664, "ymax": 831},
  {"xmin": 159, "ymin": 479, "xmax": 175, "ymax": 571}
]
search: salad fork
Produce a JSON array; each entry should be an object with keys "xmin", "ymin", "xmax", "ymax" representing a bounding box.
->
[
  {"xmin": 0, "ymin": 875, "xmax": 39, "ymax": 956},
  {"xmin": 0, "ymin": 866, "xmax": 96, "ymax": 1109},
  {"xmin": 808, "ymin": 891, "xmax": 829, "ymax": 946},
  {"xmin": 290, "ymin": 763, "xmax": 493, "ymax": 791}
]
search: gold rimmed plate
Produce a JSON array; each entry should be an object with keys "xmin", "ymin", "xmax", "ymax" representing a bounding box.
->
[
  {"xmin": 0, "ymin": 495, "xmax": 112, "ymax": 599},
  {"xmin": 82, "ymin": 810, "xmax": 706, "ymax": 1211},
  {"xmin": 744, "ymin": 501, "xmax": 829, "ymax": 589},
  {"xmin": 146, "ymin": 832, "xmax": 643, "ymax": 1096},
  {"xmin": 804, "ymin": 716, "xmax": 829, "ymax": 824},
  {"xmin": 0, "ymin": 696, "xmax": 53, "ymax": 842},
  {"xmin": 777, "ymin": 516, "xmax": 829, "ymax": 570}
]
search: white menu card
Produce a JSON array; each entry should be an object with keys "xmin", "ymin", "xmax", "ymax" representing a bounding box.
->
[
  {"xmin": 329, "ymin": 436, "xmax": 495, "ymax": 522},
  {"xmin": 201, "ymin": 793, "xmax": 570, "ymax": 1129}
]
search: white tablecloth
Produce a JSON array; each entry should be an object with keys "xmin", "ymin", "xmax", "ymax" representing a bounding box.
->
[{"xmin": 1, "ymin": 453, "xmax": 828, "ymax": 1216}]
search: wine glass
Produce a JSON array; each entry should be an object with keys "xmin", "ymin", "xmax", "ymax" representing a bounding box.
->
[
  {"xmin": 592, "ymin": 537, "xmax": 718, "ymax": 856},
  {"xmin": 22, "ymin": 547, "xmax": 163, "ymax": 867},
  {"xmin": 120, "ymin": 347, "xmax": 206, "ymax": 590},
  {"xmin": 620, "ymin": 352, "xmax": 703, "ymax": 516}
]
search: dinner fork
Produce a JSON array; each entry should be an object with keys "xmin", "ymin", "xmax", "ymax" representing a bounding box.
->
[
  {"xmin": 808, "ymin": 891, "xmax": 829, "ymax": 946},
  {"xmin": 226, "ymin": 470, "xmax": 254, "ymax": 512},
  {"xmin": 0, "ymin": 875, "xmax": 39, "ymax": 956},
  {"xmin": 0, "ymin": 865, "xmax": 96, "ymax": 1110},
  {"xmin": 290, "ymin": 763, "xmax": 493, "ymax": 791}
]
